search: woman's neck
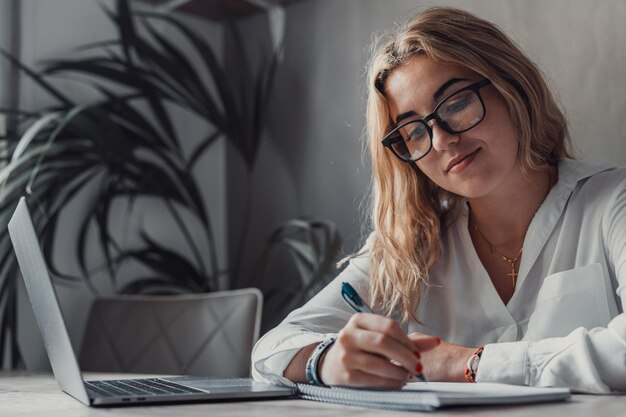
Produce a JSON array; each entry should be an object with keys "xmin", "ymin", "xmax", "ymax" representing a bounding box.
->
[{"xmin": 468, "ymin": 165, "xmax": 556, "ymax": 245}]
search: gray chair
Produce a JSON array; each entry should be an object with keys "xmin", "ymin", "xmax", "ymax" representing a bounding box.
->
[{"xmin": 78, "ymin": 288, "xmax": 262, "ymax": 377}]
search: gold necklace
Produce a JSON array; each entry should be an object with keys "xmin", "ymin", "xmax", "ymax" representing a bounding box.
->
[
  {"xmin": 472, "ymin": 168, "xmax": 554, "ymax": 289},
  {"xmin": 473, "ymin": 225, "xmax": 523, "ymax": 288}
]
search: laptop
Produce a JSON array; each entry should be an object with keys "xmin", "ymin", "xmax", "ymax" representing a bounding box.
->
[{"xmin": 8, "ymin": 197, "xmax": 295, "ymax": 406}]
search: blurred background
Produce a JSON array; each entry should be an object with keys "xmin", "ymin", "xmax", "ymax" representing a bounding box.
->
[{"xmin": 0, "ymin": 0, "xmax": 624, "ymax": 372}]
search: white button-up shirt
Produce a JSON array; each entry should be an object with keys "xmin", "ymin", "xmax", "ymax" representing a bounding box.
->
[{"xmin": 252, "ymin": 159, "xmax": 626, "ymax": 393}]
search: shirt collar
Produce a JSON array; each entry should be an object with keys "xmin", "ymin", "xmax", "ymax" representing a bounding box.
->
[{"xmin": 556, "ymin": 158, "xmax": 617, "ymax": 192}]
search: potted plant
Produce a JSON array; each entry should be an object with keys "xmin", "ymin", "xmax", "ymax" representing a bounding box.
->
[{"xmin": 0, "ymin": 0, "xmax": 340, "ymax": 368}]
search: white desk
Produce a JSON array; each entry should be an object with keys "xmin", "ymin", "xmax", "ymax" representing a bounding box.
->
[{"xmin": 1, "ymin": 372, "xmax": 623, "ymax": 416}]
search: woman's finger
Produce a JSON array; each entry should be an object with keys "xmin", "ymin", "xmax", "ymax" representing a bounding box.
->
[
  {"xmin": 348, "ymin": 313, "xmax": 415, "ymax": 351},
  {"xmin": 340, "ymin": 327, "xmax": 421, "ymax": 376},
  {"xmin": 408, "ymin": 333, "xmax": 441, "ymax": 352},
  {"xmin": 347, "ymin": 351, "xmax": 412, "ymax": 381}
]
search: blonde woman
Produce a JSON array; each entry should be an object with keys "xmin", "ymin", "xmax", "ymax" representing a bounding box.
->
[{"xmin": 252, "ymin": 7, "xmax": 626, "ymax": 393}]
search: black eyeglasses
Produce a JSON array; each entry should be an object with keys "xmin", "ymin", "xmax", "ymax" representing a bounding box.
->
[{"xmin": 381, "ymin": 78, "xmax": 492, "ymax": 163}]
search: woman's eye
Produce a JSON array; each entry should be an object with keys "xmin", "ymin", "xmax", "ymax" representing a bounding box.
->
[
  {"xmin": 445, "ymin": 96, "xmax": 471, "ymax": 113},
  {"xmin": 407, "ymin": 127, "xmax": 426, "ymax": 141}
]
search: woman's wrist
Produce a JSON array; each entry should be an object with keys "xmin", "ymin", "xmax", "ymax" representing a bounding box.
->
[
  {"xmin": 283, "ymin": 343, "xmax": 319, "ymax": 383},
  {"xmin": 449, "ymin": 346, "xmax": 476, "ymax": 382}
]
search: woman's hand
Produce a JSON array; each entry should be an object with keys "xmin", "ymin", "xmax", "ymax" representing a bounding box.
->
[
  {"xmin": 408, "ymin": 332, "xmax": 476, "ymax": 382},
  {"xmin": 317, "ymin": 313, "xmax": 440, "ymax": 388}
]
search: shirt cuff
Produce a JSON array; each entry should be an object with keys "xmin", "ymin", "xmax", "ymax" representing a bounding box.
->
[
  {"xmin": 476, "ymin": 341, "xmax": 529, "ymax": 385},
  {"xmin": 252, "ymin": 331, "xmax": 337, "ymax": 386}
]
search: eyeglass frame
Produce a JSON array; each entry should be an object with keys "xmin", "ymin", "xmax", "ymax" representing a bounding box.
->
[{"xmin": 381, "ymin": 78, "xmax": 492, "ymax": 163}]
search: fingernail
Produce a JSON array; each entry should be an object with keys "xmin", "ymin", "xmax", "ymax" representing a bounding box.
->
[
  {"xmin": 416, "ymin": 363, "xmax": 423, "ymax": 373},
  {"xmin": 435, "ymin": 337, "xmax": 441, "ymax": 345},
  {"xmin": 414, "ymin": 351, "xmax": 421, "ymax": 359}
]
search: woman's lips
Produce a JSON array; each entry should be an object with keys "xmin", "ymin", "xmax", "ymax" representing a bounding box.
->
[{"xmin": 447, "ymin": 149, "xmax": 480, "ymax": 174}]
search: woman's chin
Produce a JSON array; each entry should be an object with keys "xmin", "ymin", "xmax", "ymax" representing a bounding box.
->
[{"xmin": 444, "ymin": 180, "xmax": 495, "ymax": 200}]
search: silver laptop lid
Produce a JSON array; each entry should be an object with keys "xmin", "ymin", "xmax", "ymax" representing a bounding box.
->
[{"xmin": 8, "ymin": 197, "xmax": 90, "ymax": 405}]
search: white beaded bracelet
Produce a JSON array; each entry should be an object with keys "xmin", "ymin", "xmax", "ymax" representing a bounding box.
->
[{"xmin": 305, "ymin": 336, "xmax": 337, "ymax": 386}]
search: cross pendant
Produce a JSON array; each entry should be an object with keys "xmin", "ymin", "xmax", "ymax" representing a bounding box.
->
[{"xmin": 508, "ymin": 268, "xmax": 518, "ymax": 287}]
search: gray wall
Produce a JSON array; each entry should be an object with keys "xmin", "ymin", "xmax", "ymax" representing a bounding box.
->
[{"xmin": 234, "ymin": 0, "xmax": 626, "ymax": 292}]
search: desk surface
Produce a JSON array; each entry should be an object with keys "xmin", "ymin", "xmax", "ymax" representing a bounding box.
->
[{"xmin": 1, "ymin": 372, "xmax": 623, "ymax": 417}]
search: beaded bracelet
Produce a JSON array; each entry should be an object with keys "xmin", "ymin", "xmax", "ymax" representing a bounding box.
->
[
  {"xmin": 464, "ymin": 346, "xmax": 485, "ymax": 383},
  {"xmin": 305, "ymin": 336, "xmax": 337, "ymax": 386}
]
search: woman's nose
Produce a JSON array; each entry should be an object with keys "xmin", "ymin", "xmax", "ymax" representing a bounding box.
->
[{"xmin": 430, "ymin": 122, "xmax": 460, "ymax": 151}]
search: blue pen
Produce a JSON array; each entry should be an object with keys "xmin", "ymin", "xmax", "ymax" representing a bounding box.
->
[
  {"xmin": 341, "ymin": 282, "xmax": 374, "ymax": 314},
  {"xmin": 340, "ymin": 282, "xmax": 426, "ymax": 382}
]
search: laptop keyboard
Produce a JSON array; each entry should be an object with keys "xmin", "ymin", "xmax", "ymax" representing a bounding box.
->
[{"xmin": 85, "ymin": 378, "xmax": 204, "ymax": 398}]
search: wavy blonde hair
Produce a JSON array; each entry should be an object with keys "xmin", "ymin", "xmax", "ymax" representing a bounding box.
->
[{"xmin": 365, "ymin": 7, "xmax": 573, "ymax": 323}]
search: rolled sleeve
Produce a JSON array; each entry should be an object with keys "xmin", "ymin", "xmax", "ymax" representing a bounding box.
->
[
  {"xmin": 476, "ymin": 341, "xmax": 529, "ymax": 385},
  {"xmin": 477, "ymin": 318, "xmax": 626, "ymax": 393}
]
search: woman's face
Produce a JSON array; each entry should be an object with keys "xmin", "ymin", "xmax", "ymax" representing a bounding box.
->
[{"xmin": 385, "ymin": 55, "xmax": 520, "ymax": 199}]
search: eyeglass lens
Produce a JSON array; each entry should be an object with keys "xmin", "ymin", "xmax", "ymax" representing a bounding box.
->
[{"xmin": 390, "ymin": 87, "xmax": 485, "ymax": 162}]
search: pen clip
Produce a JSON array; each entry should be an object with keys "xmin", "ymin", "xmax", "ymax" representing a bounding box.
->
[{"xmin": 341, "ymin": 282, "xmax": 372, "ymax": 313}]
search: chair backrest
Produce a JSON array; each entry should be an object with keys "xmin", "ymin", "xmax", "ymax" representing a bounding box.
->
[{"xmin": 78, "ymin": 288, "xmax": 262, "ymax": 377}]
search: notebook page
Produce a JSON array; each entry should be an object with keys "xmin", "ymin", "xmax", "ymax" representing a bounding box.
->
[{"xmin": 403, "ymin": 381, "xmax": 570, "ymax": 397}]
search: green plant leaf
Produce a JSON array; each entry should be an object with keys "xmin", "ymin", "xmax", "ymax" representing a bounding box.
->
[
  {"xmin": 141, "ymin": 18, "xmax": 219, "ymax": 116},
  {"xmin": 0, "ymin": 48, "xmax": 74, "ymax": 107},
  {"xmin": 9, "ymin": 112, "xmax": 63, "ymax": 167},
  {"xmin": 137, "ymin": 11, "xmax": 239, "ymax": 127},
  {"xmin": 189, "ymin": 130, "xmax": 221, "ymax": 169},
  {"xmin": 117, "ymin": 277, "xmax": 202, "ymax": 295},
  {"xmin": 255, "ymin": 217, "xmax": 341, "ymax": 325}
]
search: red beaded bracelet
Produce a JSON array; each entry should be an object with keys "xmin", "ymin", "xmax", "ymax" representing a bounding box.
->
[{"xmin": 464, "ymin": 346, "xmax": 485, "ymax": 383}]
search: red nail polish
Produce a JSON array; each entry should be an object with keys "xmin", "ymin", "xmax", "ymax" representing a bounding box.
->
[
  {"xmin": 416, "ymin": 363, "xmax": 423, "ymax": 373},
  {"xmin": 435, "ymin": 337, "xmax": 441, "ymax": 345},
  {"xmin": 414, "ymin": 351, "xmax": 421, "ymax": 359}
]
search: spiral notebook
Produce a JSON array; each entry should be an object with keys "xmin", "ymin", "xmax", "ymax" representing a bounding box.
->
[{"xmin": 296, "ymin": 381, "xmax": 570, "ymax": 411}]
